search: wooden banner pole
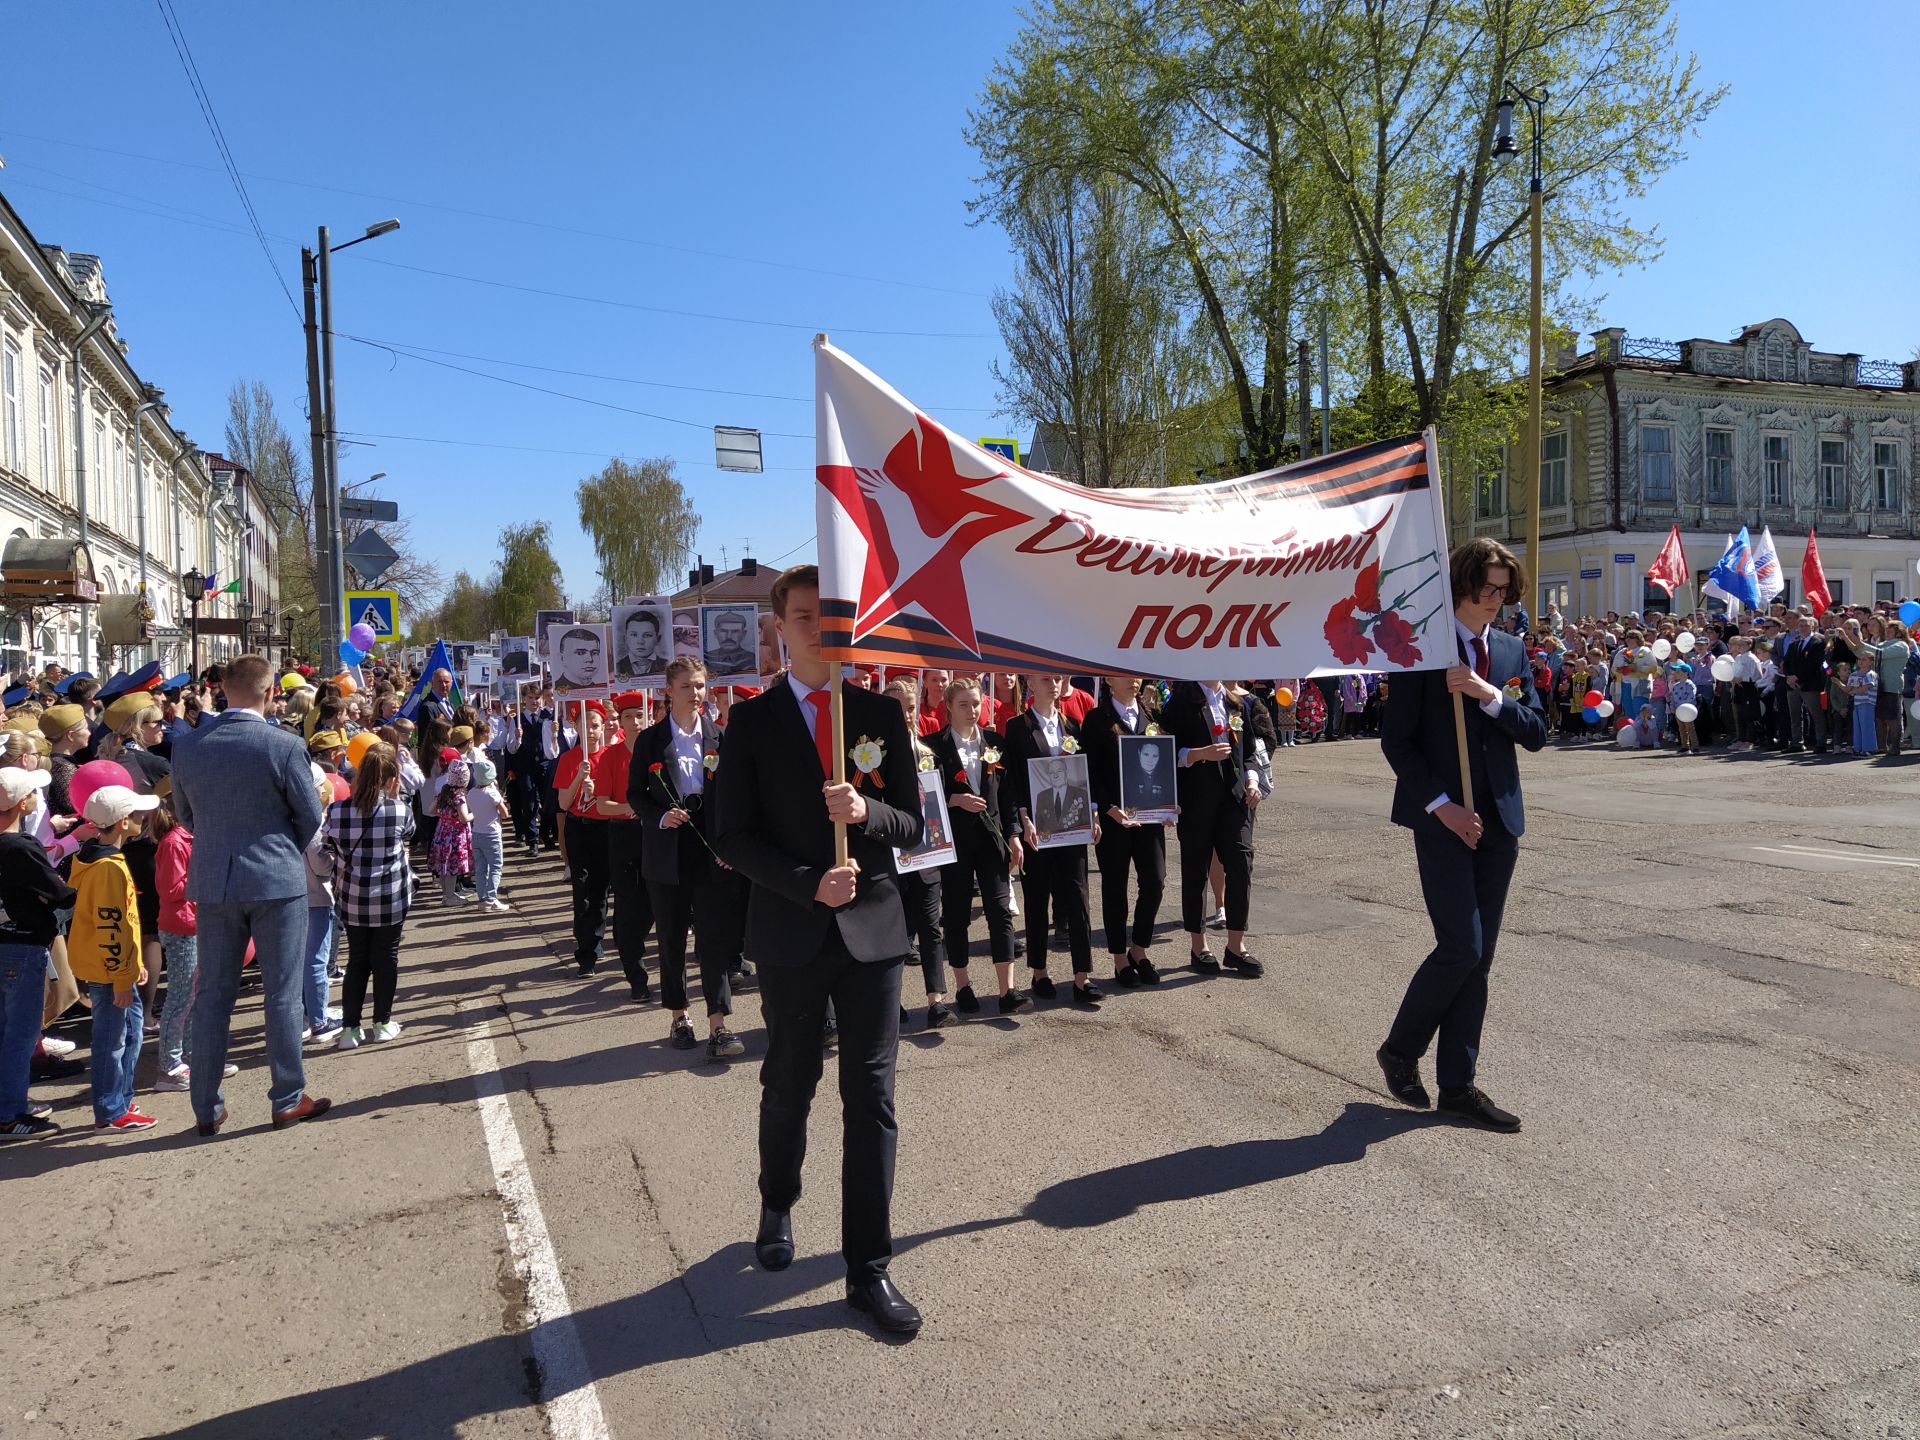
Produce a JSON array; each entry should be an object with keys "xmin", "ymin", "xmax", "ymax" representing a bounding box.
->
[{"xmin": 830, "ymin": 670, "xmax": 850, "ymax": 867}]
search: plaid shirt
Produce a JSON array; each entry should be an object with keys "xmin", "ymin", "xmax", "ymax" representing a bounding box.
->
[{"xmin": 322, "ymin": 796, "xmax": 416, "ymax": 928}]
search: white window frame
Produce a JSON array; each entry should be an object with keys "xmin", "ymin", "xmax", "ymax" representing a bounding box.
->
[
  {"xmin": 1818, "ymin": 435, "xmax": 1848, "ymax": 510},
  {"xmin": 1, "ymin": 335, "xmax": 21, "ymax": 474},
  {"xmin": 1871, "ymin": 440, "xmax": 1901, "ymax": 510},
  {"xmin": 1703, "ymin": 426, "xmax": 1734, "ymax": 505},
  {"xmin": 37, "ymin": 366, "xmax": 55, "ymax": 492},
  {"xmin": 1763, "ymin": 432, "xmax": 1791, "ymax": 507},
  {"xmin": 112, "ymin": 434, "xmax": 125, "ymax": 533},
  {"xmin": 1874, "ymin": 573, "xmax": 1900, "ymax": 605},
  {"xmin": 1641, "ymin": 423, "xmax": 1674, "ymax": 502},
  {"xmin": 1539, "ymin": 429, "xmax": 1568, "ymax": 510},
  {"xmin": 1474, "ymin": 447, "xmax": 1506, "ymax": 521}
]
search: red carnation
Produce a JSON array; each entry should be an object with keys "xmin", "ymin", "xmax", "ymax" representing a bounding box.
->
[
  {"xmin": 648, "ymin": 761, "xmax": 663, "ymax": 774},
  {"xmin": 1324, "ymin": 597, "xmax": 1374, "ymax": 666},
  {"xmin": 954, "ymin": 770, "xmax": 968, "ymax": 785},
  {"xmin": 1375, "ymin": 611, "xmax": 1422, "ymax": 667},
  {"xmin": 1211, "ymin": 722, "xmax": 1225, "ymax": 738},
  {"xmin": 1354, "ymin": 560, "xmax": 1382, "ymax": 613}
]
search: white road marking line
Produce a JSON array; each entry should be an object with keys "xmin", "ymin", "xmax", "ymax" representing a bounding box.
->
[
  {"xmin": 1751, "ymin": 846, "xmax": 1920, "ymax": 868},
  {"xmin": 1773, "ymin": 842, "xmax": 1920, "ymax": 863},
  {"xmin": 465, "ymin": 1012, "xmax": 612, "ymax": 1440}
]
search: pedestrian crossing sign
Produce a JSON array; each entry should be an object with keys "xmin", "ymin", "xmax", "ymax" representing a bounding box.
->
[{"xmin": 345, "ymin": 589, "xmax": 400, "ymax": 639}]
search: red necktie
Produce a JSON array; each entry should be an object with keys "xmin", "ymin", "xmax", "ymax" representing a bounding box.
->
[
  {"xmin": 1471, "ymin": 635, "xmax": 1490, "ymax": 681},
  {"xmin": 804, "ymin": 689, "xmax": 835, "ymax": 780}
]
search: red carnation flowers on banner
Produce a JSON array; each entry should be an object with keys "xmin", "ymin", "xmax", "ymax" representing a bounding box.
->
[{"xmin": 1321, "ymin": 552, "xmax": 1443, "ymax": 668}]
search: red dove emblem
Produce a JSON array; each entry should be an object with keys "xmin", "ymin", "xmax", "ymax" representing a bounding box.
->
[{"xmin": 817, "ymin": 412, "xmax": 1028, "ymax": 656}]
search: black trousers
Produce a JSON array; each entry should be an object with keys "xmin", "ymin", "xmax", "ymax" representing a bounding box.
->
[
  {"xmin": 566, "ymin": 817, "xmax": 610, "ymax": 971},
  {"xmin": 898, "ymin": 870, "xmax": 945, "ymax": 997},
  {"xmin": 1095, "ymin": 822, "xmax": 1165, "ymax": 952},
  {"xmin": 1386, "ymin": 813, "xmax": 1518, "ymax": 1094},
  {"xmin": 1177, "ymin": 795, "xmax": 1252, "ymax": 932},
  {"xmin": 342, "ymin": 922, "xmax": 403, "ymax": 1028},
  {"xmin": 1021, "ymin": 844, "xmax": 1092, "ymax": 974},
  {"xmin": 539, "ymin": 780, "xmax": 560, "ymax": 847},
  {"xmin": 757, "ymin": 934, "xmax": 903, "ymax": 1287},
  {"xmin": 606, "ymin": 822, "xmax": 653, "ymax": 995},
  {"xmin": 940, "ymin": 840, "xmax": 1016, "ymax": 972},
  {"xmin": 506, "ymin": 768, "xmax": 536, "ymax": 847},
  {"xmin": 647, "ymin": 876, "xmax": 736, "ymax": 1017}
]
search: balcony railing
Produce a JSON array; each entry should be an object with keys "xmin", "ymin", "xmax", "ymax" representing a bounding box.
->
[
  {"xmin": 1619, "ymin": 336, "xmax": 1683, "ymax": 363},
  {"xmin": 1857, "ymin": 358, "xmax": 1904, "ymax": 389}
]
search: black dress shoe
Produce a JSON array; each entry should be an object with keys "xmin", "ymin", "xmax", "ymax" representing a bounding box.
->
[
  {"xmin": 900, "ymin": 1006, "xmax": 911, "ymax": 1027},
  {"xmin": 1012, "ymin": 936, "xmax": 1027, "ymax": 959},
  {"xmin": 1375, "ymin": 1043, "xmax": 1430, "ymax": 1109},
  {"xmin": 1029, "ymin": 973, "xmax": 1057, "ymax": 999},
  {"xmin": 1070, "ymin": 980, "xmax": 1103, "ymax": 1006},
  {"xmin": 1437, "ymin": 1086, "xmax": 1520, "ymax": 1132},
  {"xmin": 847, "ymin": 1275, "xmax": 923, "ymax": 1334},
  {"xmin": 925, "ymin": 1003, "xmax": 955, "ymax": 1029},
  {"xmin": 755, "ymin": 1207, "xmax": 794, "ymax": 1271},
  {"xmin": 1113, "ymin": 962, "xmax": 1141, "ymax": 987},
  {"xmin": 954, "ymin": 985, "xmax": 980, "ymax": 1013},
  {"xmin": 997, "ymin": 990, "xmax": 1030, "ymax": 1015},
  {"xmin": 821, "ymin": 1018, "xmax": 839, "ymax": 1051},
  {"xmin": 1134, "ymin": 958, "xmax": 1162, "ymax": 984},
  {"xmin": 1189, "ymin": 951, "xmax": 1221, "ymax": 974},
  {"xmin": 1223, "ymin": 950, "xmax": 1264, "ymax": 978}
]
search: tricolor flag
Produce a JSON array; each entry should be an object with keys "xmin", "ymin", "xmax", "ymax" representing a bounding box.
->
[
  {"xmin": 814, "ymin": 339, "xmax": 1453, "ymax": 679},
  {"xmin": 1752, "ymin": 527, "xmax": 1785, "ymax": 607},
  {"xmin": 1703, "ymin": 528, "xmax": 1762, "ymax": 613}
]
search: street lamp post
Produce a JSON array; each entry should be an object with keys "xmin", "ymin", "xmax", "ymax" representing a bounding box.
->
[
  {"xmin": 183, "ymin": 566, "xmax": 204, "ymax": 678},
  {"xmin": 301, "ymin": 218, "xmax": 400, "ymax": 663},
  {"xmin": 1494, "ymin": 85, "xmax": 1547, "ymax": 616}
]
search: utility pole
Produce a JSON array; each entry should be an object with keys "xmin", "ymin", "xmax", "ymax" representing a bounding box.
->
[
  {"xmin": 1296, "ymin": 340, "xmax": 1312, "ymax": 458},
  {"xmin": 1317, "ymin": 312, "xmax": 1332, "ymax": 457},
  {"xmin": 301, "ymin": 244, "xmax": 335, "ymax": 659},
  {"xmin": 318, "ymin": 226, "xmax": 348, "ymax": 660}
]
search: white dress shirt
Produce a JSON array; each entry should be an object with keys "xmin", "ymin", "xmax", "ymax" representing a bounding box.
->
[
  {"xmin": 667, "ymin": 716, "xmax": 705, "ymax": 798},
  {"xmin": 1426, "ymin": 619, "xmax": 1506, "ymax": 814},
  {"xmin": 1115, "ymin": 700, "xmax": 1139, "ymax": 731},
  {"xmin": 1034, "ymin": 707, "xmax": 1063, "ymax": 755},
  {"xmin": 953, "ymin": 730, "xmax": 983, "ymax": 791},
  {"xmin": 789, "ymin": 672, "xmax": 827, "ymax": 741}
]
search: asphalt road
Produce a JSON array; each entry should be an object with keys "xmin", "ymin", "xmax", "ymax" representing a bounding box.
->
[{"xmin": 6, "ymin": 737, "xmax": 1917, "ymax": 1440}]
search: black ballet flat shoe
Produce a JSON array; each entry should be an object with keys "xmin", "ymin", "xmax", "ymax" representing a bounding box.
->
[
  {"xmin": 1029, "ymin": 973, "xmax": 1057, "ymax": 1000},
  {"xmin": 954, "ymin": 986, "xmax": 981, "ymax": 1014},
  {"xmin": 1375, "ymin": 1043, "xmax": 1430, "ymax": 1109},
  {"xmin": 1134, "ymin": 958, "xmax": 1162, "ymax": 984},
  {"xmin": 1188, "ymin": 951, "xmax": 1221, "ymax": 975},
  {"xmin": 997, "ymin": 990, "xmax": 1030, "ymax": 1015},
  {"xmin": 1222, "ymin": 950, "xmax": 1264, "ymax": 978},
  {"xmin": 925, "ymin": 1003, "xmax": 956, "ymax": 1029},
  {"xmin": 755, "ymin": 1207, "xmax": 794, "ymax": 1271},
  {"xmin": 1113, "ymin": 963, "xmax": 1141, "ymax": 988},
  {"xmin": 847, "ymin": 1275, "xmax": 923, "ymax": 1334},
  {"xmin": 1070, "ymin": 980, "xmax": 1103, "ymax": 1007},
  {"xmin": 1437, "ymin": 1086, "xmax": 1520, "ymax": 1133}
]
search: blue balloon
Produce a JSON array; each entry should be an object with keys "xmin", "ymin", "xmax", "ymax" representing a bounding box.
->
[
  {"xmin": 338, "ymin": 640, "xmax": 366, "ymax": 666},
  {"xmin": 1582, "ymin": 705, "xmax": 1600, "ymax": 723},
  {"xmin": 1899, "ymin": 600, "xmax": 1920, "ymax": 626}
]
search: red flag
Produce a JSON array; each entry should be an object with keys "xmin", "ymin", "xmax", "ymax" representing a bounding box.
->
[
  {"xmin": 1644, "ymin": 523, "xmax": 1689, "ymax": 597},
  {"xmin": 1801, "ymin": 529, "xmax": 1833, "ymax": 617}
]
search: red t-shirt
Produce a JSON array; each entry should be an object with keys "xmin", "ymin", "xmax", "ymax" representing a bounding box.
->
[
  {"xmin": 590, "ymin": 743, "xmax": 636, "ymax": 821},
  {"xmin": 553, "ymin": 747, "xmax": 602, "ymax": 819},
  {"xmin": 1060, "ymin": 686, "xmax": 1097, "ymax": 723}
]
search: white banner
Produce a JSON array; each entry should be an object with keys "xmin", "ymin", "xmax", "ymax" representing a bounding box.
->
[{"xmin": 814, "ymin": 340, "xmax": 1452, "ymax": 680}]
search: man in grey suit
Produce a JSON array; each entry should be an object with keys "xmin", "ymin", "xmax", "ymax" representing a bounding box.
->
[{"xmin": 172, "ymin": 654, "xmax": 331, "ymax": 1134}]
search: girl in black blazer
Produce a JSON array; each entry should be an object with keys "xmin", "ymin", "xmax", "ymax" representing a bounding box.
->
[
  {"xmin": 1162, "ymin": 679, "xmax": 1262, "ymax": 977},
  {"xmin": 1003, "ymin": 673, "xmax": 1102, "ymax": 1005},
  {"xmin": 1082, "ymin": 675, "xmax": 1166, "ymax": 986}
]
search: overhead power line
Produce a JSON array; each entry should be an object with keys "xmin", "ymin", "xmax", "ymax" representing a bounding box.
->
[{"xmin": 336, "ymin": 428, "xmax": 813, "ymax": 473}]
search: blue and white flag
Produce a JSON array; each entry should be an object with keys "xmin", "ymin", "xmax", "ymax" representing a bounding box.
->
[
  {"xmin": 397, "ymin": 638, "xmax": 461, "ymax": 721},
  {"xmin": 1752, "ymin": 526, "xmax": 1785, "ymax": 606},
  {"xmin": 1703, "ymin": 528, "xmax": 1762, "ymax": 612}
]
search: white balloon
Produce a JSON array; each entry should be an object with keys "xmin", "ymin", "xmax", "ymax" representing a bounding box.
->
[
  {"xmin": 1615, "ymin": 725, "xmax": 1640, "ymax": 748},
  {"xmin": 1676, "ymin": 631, "xmax": 1696, "ymax": 654},
  {"xmin": 1711, "ymin": 656, "xmax": 1736, "ymax": 683},
  {"xmin": 1911, "ymin": 698, "xmax": 1920, "ymax": 720},
  {"xmin": 1652, "ymin": 638, "xmax": 1672, "ymax": 661},
  {"xmin": 1596, "ymin": 699, "xmax": 1616, "ymax": 718},
  {"xmin": 1675, "ymin": 702, "xmax": 1699, "ymax": 723}
]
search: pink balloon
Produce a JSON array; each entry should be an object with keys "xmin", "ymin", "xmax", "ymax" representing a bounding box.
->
[{"xmin": 70, "ymin": 759, "xmax": 135, "ymax": 818}]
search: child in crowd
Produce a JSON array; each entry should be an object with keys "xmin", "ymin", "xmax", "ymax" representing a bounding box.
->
[
  {"xmin": 302, "ymin": 762, "xmax": 343, "ymax": 1045},
  {"xmin": 323, "ymin": 742, "xmax": 416, "ymax": 1048},
  {"xmin": 430, "ymin": 753, "xmax": 475, "ymax": 904},
  {"xmin": 1669, "ymin": 662, "xmax": 1700, "ymax": 755},
  {"xmin": 1646, "ymin": 664, "xmax": 1670, "ymax": 748},
  {"xmin": 1827, "ymin": 661, "xmax": 1853, "ymax": 753},
  {"xmin": 151, "ymin": 794, "xmax": 233, "ymax": 1092},
  {"xmin": 0, "ymin": 767, "xmax": 73, "ymax": 1140},
  {"xmin": 1273, "ymin": 682, "xmax": 1298, "ymax": 746},
  {"xmin": 69, "ymin": 784, "xmax": 160, "ymax": 1132},
  {"xmin": 467, "ymin": 754, "xmax": 508, "ymax": 911},
  {"xmin": 1846, "ymin": 662, "xmax": 1877, "ymax": 756}
]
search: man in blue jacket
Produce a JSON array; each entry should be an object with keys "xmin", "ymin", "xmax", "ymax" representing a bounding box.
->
[
  {"xmin": 172, "ymin": 654, "xmax": 330, "ymax": 1135},
  {"xmin": 1376, "ymin": 539, "xmax": 1547, "ymax": 1132}
]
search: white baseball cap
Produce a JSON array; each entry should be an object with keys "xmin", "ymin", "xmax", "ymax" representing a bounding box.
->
[
  {"xmin": 83, "ymin": 783, "xmax": 160, "ymax": 828},
  {"xmin": 0, "ymin": 768, "xmax": 50, "ymax": 808}
]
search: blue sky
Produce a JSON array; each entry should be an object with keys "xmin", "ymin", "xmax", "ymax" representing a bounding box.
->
[{"xmin": 2, "ymin": 1, "xmax": 1913, "ymax": 615}]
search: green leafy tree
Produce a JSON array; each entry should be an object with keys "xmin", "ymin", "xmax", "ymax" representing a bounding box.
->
[
  {"xmin": 576, "ymin": 458, "xmax": 698, "ymax": 600},
  {"xmin": 493, "ymin": 521, "xmax": 565, "ymax": 635}
]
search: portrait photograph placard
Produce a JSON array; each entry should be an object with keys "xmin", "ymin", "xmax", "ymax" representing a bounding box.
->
[
  {"xmin": 1027, "ymin": 752, "xmax": 1094, "ymax": 849},
  {"xmin": 896, "ymin": 767, "xmax": 957, "ymax": 874},
  {"xmin": 611, "ymin": 601, "xmax": 673, "ymax": 682},
  {"xmin": 501, "ymin": 636, "xmax": 532, "ymax": 677},
  {"xmin": 1117, "ymin": 733, "xmax": 1178, "ymax": 824},
  {"xmin": 700, "ymin": 603, "xmax": 761, "ymax": 683},
  {"xmin": 549, "ymin": 622, "xmax": 611, "ymax": 695},
  {"xmin": 758, "ymin": 611, "xmax": 787, "ymax": 680},
  {"xmin": 671, "ymin": 608, "xmax": 702, "ymax": 661},
  {"xmin": 534, "ymin": 610, "xmax": 574, "ymax": 678}
]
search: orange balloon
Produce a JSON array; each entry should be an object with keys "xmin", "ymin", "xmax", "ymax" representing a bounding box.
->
[
  {"xmin": 1275, "ymin": 687, "xmax": 1294, "ymax": 707},
  {"xmin": 347, "ymin": 731, "xmax": 379, "ymax": 769},
  {"xmin": 334, "ymin": 671, "xmax": 358, "ymax": 697}
]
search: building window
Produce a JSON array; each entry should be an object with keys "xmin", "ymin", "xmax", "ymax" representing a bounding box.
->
[
  {"xmin": 1539, "ymin": 430, "xmax": 1567, "ymax": 509},
  {"xmin": 1873, "ymin": 441, "xmax": 1901, "ymax": 509},
  {"xmin": 112, "ymin": 437, "xmax": 125, "ymax": 533},
  {"xmin": 1641, "ymin": 424, "xmax": 1674, "ymax": 502},
  {"xmin": 1877, "ymin": 579, "xmax": 1899, "ymax": 605},
  {"xmin": 37, "ymin": 367, "xmax": 55, "ymax": 492},
  {"xmin": 1763, "ymin": 433, "xmax": 1790, "ymax": 507},
  {"xmin": 1704, "ymin": 427, "xmax": 1734, "ymax": 505},
  {"xmin": 1474, "ymin": 449, "xmax": 1505, "ymax": 519},
  {"xmin": 1, "ymin": 338, "xmax": 20, "ymax": 474},
  {"xmin": 1827, "ymin": 577, "xmax": 1846, "ymax": 606},
  {"xmin": 1819, "ymin": 438, "xmax": 1847, "ymax": 509}
]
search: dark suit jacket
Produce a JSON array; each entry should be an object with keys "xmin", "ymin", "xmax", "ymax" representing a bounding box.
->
[
  {"xmin": 1001, "ymin": 708, "xmax": 1084, "ymax": 825},
  {"xmin": 713, "ymin": 680, "xmax": 923, "ymax": 965},
  {"xmin": 1082, "ymin": 695, "xmax": 1155, "ymax": 814},
  {"xmin": 630, "ymin": 712, "xmax": 723, "ymax": 886},
  {"xmin": 1381, "ymin": 627, "xmax": 1547, "ymax": 838},
  {"xmin": 1162, "ymin": 683, "xmax": 1253, "ymax": 817},
  {"xmin": 1788, "ymin": 634, "xmax": 1828, "ymax": 690},
  {"xmin": 923, "ymin": 727, "xmax": 1010, "ymax": 863}
]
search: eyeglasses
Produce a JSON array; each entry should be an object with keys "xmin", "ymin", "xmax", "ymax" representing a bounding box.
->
[{"xmin": 1471, "ymin": 584, "xmax": 1513, "ymax": 603}]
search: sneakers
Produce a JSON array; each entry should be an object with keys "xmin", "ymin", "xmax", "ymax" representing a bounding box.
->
[
  {"xmin": 707, "ymin": 1028, "xmax": 746, "ymax": 1060},
  {"xmin": 308, "ymin": 1021, "xmax": 344, "ymax": 1046},
  {"xmin": 334, "ymin": 1026, "xmax": 365, "ymax": 1050},
  {"xmin": 38, "ymin": 1035, "xmax": 76, "ymax": 1058},
  {"xmin": 153, "ymin": 1068, "xmax": 192, "ymax": 1093},
  {"xmin": 97, "ymin": 1108, "xmax": 159, "ymax": 1132},
  {"xmin": 367, "ymin": 1021, "xmax": 403, "ymax": 1043},
  {"xmin": 480, "ymin": 898, "xmax": 511, "ymax": 913},
  {"xmin": 1204, "ymin": 908, "xmax": 1229, "ymax": 930},
  {"xmin": 0, "ymin": 1112, "xmax": 59, "ymax": 1140},
  {"xmin": 670, "ymin": 1018, "xmax": 699, "ymax": 1049}
]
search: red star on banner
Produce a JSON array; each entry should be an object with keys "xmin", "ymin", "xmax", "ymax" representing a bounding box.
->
[{"xmin": 817, "ymin": 412, "xmax": 1029, "ymax": 657}]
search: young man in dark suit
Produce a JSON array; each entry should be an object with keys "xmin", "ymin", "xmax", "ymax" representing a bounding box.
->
[
  {"xmin": 1377, "ymin": 537, "xmax": 1547, "ymax": 1132},
  {"xmin": 1083, "ymin": 675, "xmax": 1167, "ymax": 986},
  {"xmin": 712, "ymin": 565, "xmax": 925, "ymax": 1334}
]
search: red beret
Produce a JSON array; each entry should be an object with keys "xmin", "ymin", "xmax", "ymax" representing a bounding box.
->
[
  {"xmin": 609, "ymin": 690, "xmax": 647, "ymax": 714},
  {"xmin": 730, "ymin": 684, "xmax": 762, "ymax": 699}
]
